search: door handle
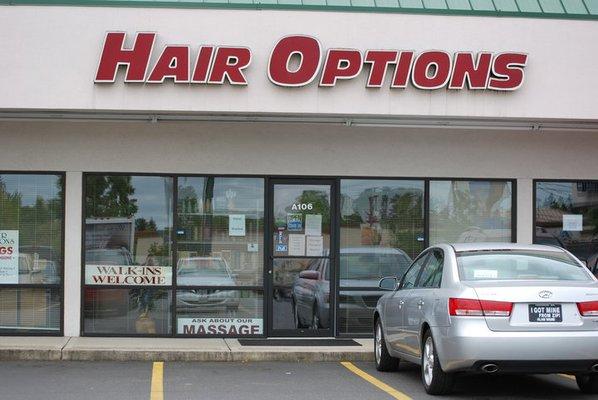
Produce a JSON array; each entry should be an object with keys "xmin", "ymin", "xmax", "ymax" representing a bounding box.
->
[
  {"xmin": 398, "ymin": 300, "xmax": 405, "ymax": 309},
  {"xmin": 418, "ymin": 300, "xmax": 425, "ymax": 308}
]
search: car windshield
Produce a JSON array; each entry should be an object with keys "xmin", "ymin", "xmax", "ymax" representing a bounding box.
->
[
  {"xmin": 457, "ymin": 250, "xmax": 591, "ymax": 281},
  {"xmin": 86, "ymin": 250, "xmax": 130, "ymax": 265},
  {"xmin": 340, "ymin": 252, "xmax": 412, "ymax": 280},
  {"xmin": 177, "ymin": 259, "xmax": 230, "ymax": 277}
]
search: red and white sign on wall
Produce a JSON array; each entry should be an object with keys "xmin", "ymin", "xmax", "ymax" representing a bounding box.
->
[
  {"xmin": 95, "ymin": 32, "xmax": 528, "ymax": 91},
  {"xmin": 0, "ymin": 230, "xmax": 19, "ymax": 284}
]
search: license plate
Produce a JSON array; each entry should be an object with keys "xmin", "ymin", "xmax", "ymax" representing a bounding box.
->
[{"xmin": 529, "ymin": 304, "xmax": 562, "ymax": 322}]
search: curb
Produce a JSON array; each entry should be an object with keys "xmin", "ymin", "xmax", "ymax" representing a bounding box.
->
[{"xmin": 2, "ymin": 349, "xmax": 374, "ymax": 362}]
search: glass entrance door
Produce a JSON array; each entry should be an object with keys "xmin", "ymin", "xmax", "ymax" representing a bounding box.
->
[{"xmin": 268, "ymin": 179, "xmax": 335, "ymax": 336}]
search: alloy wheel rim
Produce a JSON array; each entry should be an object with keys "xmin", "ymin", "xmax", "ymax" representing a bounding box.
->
[
  {"xmin": 375, "ymin": 324, "xmax": 382, "ymax": 364},
  {"xmin": 423, "ymin": 337, "xmax": 434, "ymax": 386}
]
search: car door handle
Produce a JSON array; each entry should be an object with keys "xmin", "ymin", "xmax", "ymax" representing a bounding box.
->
[
  {"xmin": 418, "ymin": 300, "xmax": 425, "ymax": 307},
  {"xmin": 398, "ymin": 300, "xmax": 405, "ymax": 309}
]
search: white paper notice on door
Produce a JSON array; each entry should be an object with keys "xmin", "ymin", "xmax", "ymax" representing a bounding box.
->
[
  {"xmin": 305, "ymin": 214, "xmax": 322, "ymax": 236},
  {"xmin": 563, "ymin": 214, "xmax": 583, "ymax": 231},
  {"xmin": 228, "ymin": 215, "xmax": 246, "ymax": 236},
  {"xmin": 306, "ymin": 236, "xmax": 324, "ymax": 257},
  {"xmin": 288, "ymin": 234, "xmax": 306, "ymax": 256}
]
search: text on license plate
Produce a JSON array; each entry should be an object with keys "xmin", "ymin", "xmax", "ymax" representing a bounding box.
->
[{"xmin": 529, "ymin": 304, "xmax": 562, "ymax": 322}]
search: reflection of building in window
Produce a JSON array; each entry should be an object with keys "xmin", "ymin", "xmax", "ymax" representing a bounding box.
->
[
  {"xmin": 341, "ymin": 180, "xmax": 424, "ymax": 259},
  {"xmin": 535, "ymin": 181, "xmax": 598, "ymax": 262},
  {"xmin": 430, "ymin": 180, "xmax": 512, "ymax": 244}
]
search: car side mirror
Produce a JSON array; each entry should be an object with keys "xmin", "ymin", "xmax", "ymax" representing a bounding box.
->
[
  {"xmin": 299, "ymin": 270, "xmax": 319, "ymax": 280},
  {"xmin": 379, "ymin": 276, "xmax": 397, "ymax": 291}
]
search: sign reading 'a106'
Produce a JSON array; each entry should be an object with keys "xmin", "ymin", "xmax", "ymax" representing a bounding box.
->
[{"xmin": 95, "ymin": 32, "xmax": 528, "ymax": 90}]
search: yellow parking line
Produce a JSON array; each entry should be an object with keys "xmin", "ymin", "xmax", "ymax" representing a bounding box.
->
[
  {"xmin": 340, "ymin": 361, "xmax": 412, "ymax": 400},
  {"xmin": 150, "ymin": 361, "xmax": 164, "ymax": 400},
  {"xmin": 558, "ymin": 374, "xmax": 576, "ymax": 381}
]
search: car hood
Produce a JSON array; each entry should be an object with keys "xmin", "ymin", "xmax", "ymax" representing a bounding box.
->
[
  {"xmin": 339, "ymin": 279, "xmax": 381, "ymax": 289},
  {"xmin": 177, "ymin": 275, "xmax": 236, "ymax": 286}
]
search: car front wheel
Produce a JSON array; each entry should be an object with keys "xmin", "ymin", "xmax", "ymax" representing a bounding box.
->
[
  {"xmin": 421, "ymin": 330, "xmax": 454, "ymax": 395},
  {"xmin": 374, "ymin": 319, "xmax": 399, "ymax": 371},
  {"xmin": 576, "ymin": 374, "xmax": 598, "ymax": 394}
]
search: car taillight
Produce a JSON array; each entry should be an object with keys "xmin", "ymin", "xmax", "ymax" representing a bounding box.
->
[
  {"xmin": 577, "ymin": 301, "xmax": 598, "ymax": 317},
  {"xmin": 449, "ymin": 298, "xmax": 513, "ymax": 317}
]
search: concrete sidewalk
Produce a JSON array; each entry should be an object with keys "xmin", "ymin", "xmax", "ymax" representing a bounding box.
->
[{"xmin": 0, "ymin": 337, "xmax": 374, "ymax": 362}]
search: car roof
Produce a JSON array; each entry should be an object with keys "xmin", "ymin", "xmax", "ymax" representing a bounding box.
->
[
  {"xmin": 340, "ymin": 247, "xmax": 407, "ymax": 255},
  {"xmin": 449, "ymin": 242, "xmax": 566, "ymax": 253}
]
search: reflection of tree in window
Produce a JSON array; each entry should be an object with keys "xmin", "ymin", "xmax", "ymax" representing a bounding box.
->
[
  {"xmin": 0, "ymin": 176, "xmax": 63, "ymax": 254},
  {"xmin": 341, "ymin": 184, "xmax": 423, "ymax": 259},
  {"xmin": 85, "ymin": 176, "xmax": 138, "ymax": 217},
  {"xmin": 293, "ymin": 190, "xmax": 330, "ymax": 228}
]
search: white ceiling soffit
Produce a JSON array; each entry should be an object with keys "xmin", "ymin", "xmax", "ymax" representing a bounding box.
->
[{"xmin": 0, "ymin": 110, "xmax": 597, "ymax": 132}]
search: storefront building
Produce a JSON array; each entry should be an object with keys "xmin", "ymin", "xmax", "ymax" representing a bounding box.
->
[{"xmin": 1, "ymin": 1, "xmax": 598, "ymax": 338}]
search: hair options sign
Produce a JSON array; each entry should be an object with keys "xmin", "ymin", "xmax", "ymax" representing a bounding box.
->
[
  {"xmin": 95, "ymin": 33, "xmax": 528, "ymax": 91},
  {"xmin": 0, "ymin": 230, "xmax": 19, "ymax": 284}
]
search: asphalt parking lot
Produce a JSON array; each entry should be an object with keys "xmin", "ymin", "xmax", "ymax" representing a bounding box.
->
[{"xmin": 0, "ymin": 360, "xmax": 590, "ymax": 400}]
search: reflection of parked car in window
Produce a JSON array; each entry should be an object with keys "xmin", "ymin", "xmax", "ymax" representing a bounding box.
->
[
  {"xmin": 586, "ymin": 253, "xmax": 598, "ymax": 278},
  {"xmin": 292, "ymin": 247, "xmax": 412, "ymax": 330},
  {"xmin": 535, "ymin": 227, "xmax": 565, "ymax": 247},
  {"xmin": 86, "ymin": 247, "xmax": 134, "ymax": 266},
  {"xmin": 84, "ymin": 247, "xmax": 134, "ymax": 317},
  {"xmin": 176, "ymin": 257, "xmax": 240, "ymax": 315},
  {"xmin": 19, "ymin": 245, "xmax": 60, "ymax": 284}
]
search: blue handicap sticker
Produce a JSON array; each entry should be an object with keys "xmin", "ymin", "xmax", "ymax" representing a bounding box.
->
[{"xmin": 276, "ymin": 244, "xmax": 288, "ymax": 252}]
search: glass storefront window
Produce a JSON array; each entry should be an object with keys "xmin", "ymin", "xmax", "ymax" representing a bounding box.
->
[
  {"xmin": 0, "ymin": 288, "xmax": 61, "ymax": 331},
  {"xmin": 338, "ymin": 291, "xmax": 382, "ymax": 335},
  {"xmin": 0, "ymin": 173, "xmax": 63, "ymax": 334},
  {"xmin": 429, "ymin": 180, "xmax": 513, "ymax": 244},
  {"xmin": 339, "ymin": 179, "xmax": 424, "ymax": 335},
  {"xmin": 84, "ymin": 175, "xmax": 174, "ymax": 286},
  {"xmin": 175, "ymin": 177, "xmax": 265, "ymax": 337},
  {"xmin": 176, "ymin": 289, "xmax": 263, "ymax": 336},
  {"xmin": 83, "ymin": 288, "xmax": 171, "ymax": 335},
  {"xmin": 177, "ymin": 177, "xmax": 264, "ymax": 287},
  {"xmin": 83, "ymin": 175, "xmax": 174, "ymax": 336},
  {"xmin": 535, "ymin": 181, "xmax": 598, "ymax": 276}
]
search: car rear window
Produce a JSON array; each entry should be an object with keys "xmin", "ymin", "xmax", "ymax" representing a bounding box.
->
[{"xmin": 456, "ymin": 250, "xmax": 591, "ymax": 281}]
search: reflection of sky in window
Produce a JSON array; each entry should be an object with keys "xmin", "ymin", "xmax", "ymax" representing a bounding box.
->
[
  {"xmin": 341, "ymin": 180, "xmax": 424, "ymax": 199},
  {"xmin": 178, "ymin": 177, "xmax": 264, "ymax": 213},
  {"xmin": 430, "ymin": 181, "xmax": 511, "ymax": 211},
  {"xmin": 536, "ymin": 182, "xmax": 573, "ymax": 206},
  {"xmin": 131, "ymin": 176, "xmax": 172, "ymax": 230},
  {"xmin": 1, "ymin": 174, "xmax": 61, "ymax": 207}
]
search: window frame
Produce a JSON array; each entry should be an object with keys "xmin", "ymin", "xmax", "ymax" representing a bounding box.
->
[
  {"xmin": 399, "ymin": 251, "xmax": 431, "ymax": 290},
  {"xmin": 416, "ymin": 248, "xmax": 444, "ymax": 289},
  {"xmin": 428, "ymin": 178, "xmax": 517, "ymax": 245},
  {"xmin": 533, "ymin": 179, "xmax": 598, "ymax": 262},
  {"xmin": 80, "ymin": 172, "xmax": 267, "ymax": 338},
  {"xmin": 79, "ymin": 173, "xmax": 517, "ymax": 338},
  {"xmin": 0, "ymin": 171, "xmax": 65, "ymax": 336}
]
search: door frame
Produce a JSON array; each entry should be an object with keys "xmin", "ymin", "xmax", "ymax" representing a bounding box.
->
[{"xmin": 265, "ymin": 177, "xmax": 338, "ymax": 337}]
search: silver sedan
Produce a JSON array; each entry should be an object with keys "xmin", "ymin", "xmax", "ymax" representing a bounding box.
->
[{"xmin": 374, "ymin": 243, "xmax": 598, "ymax": 395}]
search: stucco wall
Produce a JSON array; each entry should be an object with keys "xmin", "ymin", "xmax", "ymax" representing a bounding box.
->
[
  {"xmin": 1, "ymin": 112, "xmax": 596, "ymax": 336},
  {"xmin": 1, "ymin": 6, "xmax": 598, "ymax": 120}
]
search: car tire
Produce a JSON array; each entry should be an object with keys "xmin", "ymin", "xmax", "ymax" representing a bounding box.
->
[
  {"xmin": 310, "ymin": 304, "xmax": 321, "ymax": 330},
  {"xmin": 293, "ymin": 299, "xmax": 306, "ymax": 329},
  {"xmin": 421, "ymin": 330, "xmax": 454, "ymax": 395},
  {"xmin": 374, "ymin": 319, "xmax": 399, "ymax": 372},
  {"xmin": 576, "ymin": 374, "xmax": 598, "ymax": 394}
]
